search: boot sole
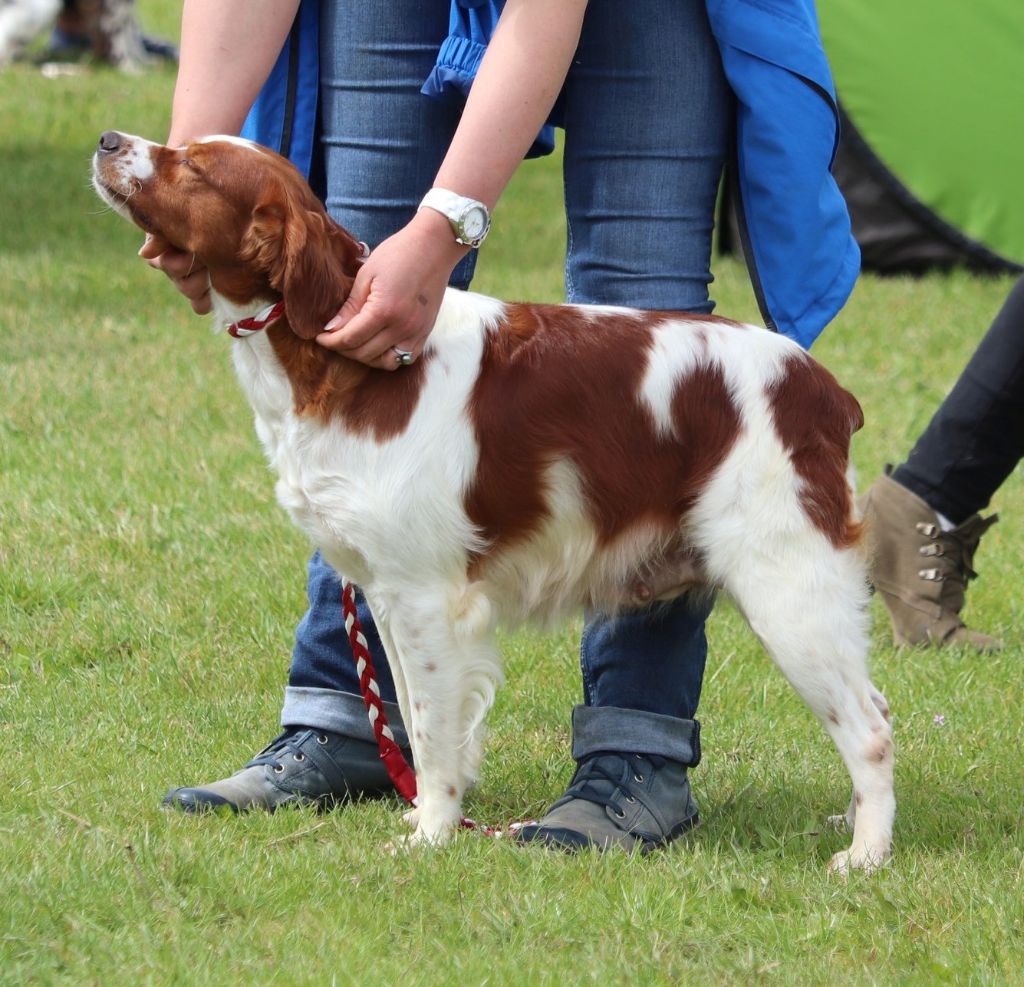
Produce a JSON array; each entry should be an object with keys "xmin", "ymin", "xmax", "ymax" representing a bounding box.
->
[{"xmin": 515, "ymin": 811, "xmax": 699, "ymax": 854}]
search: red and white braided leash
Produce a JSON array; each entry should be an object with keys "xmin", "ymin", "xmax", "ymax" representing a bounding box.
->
[
  {"xmin": 340, "ymin": 579, "xmax": 420, "ymax": 805},
  {"xmin": 226, "ymin": 300, "xmax": 527, "ymax": 835}
]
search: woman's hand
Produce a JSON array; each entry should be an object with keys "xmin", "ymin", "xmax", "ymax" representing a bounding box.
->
[
  {"xmin": 316, "ymin": 209, "xmax": 468, "ymax": 370},
  {"xmin": 138, "ymin": 233, "xmax": 211, "ymax": 314}
]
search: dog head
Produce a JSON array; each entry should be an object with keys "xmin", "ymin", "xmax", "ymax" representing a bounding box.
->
[{"xmin": 92, "ymin": 131, "xmax": 365, "ymax": 338}]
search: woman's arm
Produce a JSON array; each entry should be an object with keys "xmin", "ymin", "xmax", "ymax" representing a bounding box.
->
[
  {"xmin": 142, "ymin": 0, "xmax": 300, "ymax": 312},
  {"xmin": 435, "ymin": 0, "xmax": 586, "ymax": 209},
  {"xmin": 169, "ymin": 0, "xmax": 299, "ymax": 144},
  {"xmin": 317, "ymin": 0, "xmax": 589, "ymax": 368}
]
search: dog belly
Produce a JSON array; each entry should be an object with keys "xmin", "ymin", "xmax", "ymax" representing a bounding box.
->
[
  {"xmin": 617, "ymin": 548, "xmax": 709, "ymax": 606},
  {"xmin": 475, "ymin": 525, "xmax": 710, "ymax": 627}
]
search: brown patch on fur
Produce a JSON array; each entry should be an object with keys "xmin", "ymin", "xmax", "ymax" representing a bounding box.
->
[
  {"xmin": 464, "ymin": 304, "xmax": 743, "ymax": 556},
  {"xmin": 340, "ymin": 357, "xmax": 431, "ymax": 438},
  {"xmin": 447, "ymin": 786, "xmax": 457, "ymax": 798},
  {"xmin": 855, "ymin": 791, "xmax": 863, "ymax": 807},
  {"xmin": 828, "ymin": 709, "xmax": 840, "ymax": 726},
  {"xmin": 869, "ymin": 738, "xmax": 893, "ymax": 763},
  {"xmin": 767, "ymin": 353, "xmax": 864, "ymax": 549},
  {"xmin": 266, "ymin": 325, "xmax": 429, "ymax": 438}
]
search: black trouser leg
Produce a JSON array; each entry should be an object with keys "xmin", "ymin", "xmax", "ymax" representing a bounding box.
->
[{"xmin": 892, "ymin": 276, "xmax": 1024, "ymax": 524}]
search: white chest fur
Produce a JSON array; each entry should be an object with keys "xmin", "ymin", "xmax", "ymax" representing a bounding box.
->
[{"xmin": 224, "ymin": 297, "xmax": 494, "ymax": 591}]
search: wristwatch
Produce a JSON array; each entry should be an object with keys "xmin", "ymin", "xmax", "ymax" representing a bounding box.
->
[{"xmin": 419, "ymin": 188, "xmax": 492, "ymax": 248}]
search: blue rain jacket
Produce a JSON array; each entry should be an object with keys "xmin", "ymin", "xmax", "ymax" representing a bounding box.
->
[
  {"xmin": 240, "ymin": 0, "xmax": 319, "ymax": 174},
  {"xmin": 242, "ymin": 0, "xmax": 859, "ymax": 349}
]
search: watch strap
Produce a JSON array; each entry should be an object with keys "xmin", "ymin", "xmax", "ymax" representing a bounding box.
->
[{"xmin": 418, "ymin": 187, "xmax": 491, "ymax": 248}]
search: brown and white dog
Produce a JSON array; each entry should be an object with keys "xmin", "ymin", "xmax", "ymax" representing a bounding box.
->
[{"xmin": 92, "ymin": 131, "xmax": 894, "ymax": 871}]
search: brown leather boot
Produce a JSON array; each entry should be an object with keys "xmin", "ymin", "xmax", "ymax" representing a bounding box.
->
[{"xmin": 860, "ymin": 469, "xmax": 1000, "ymax": 650}]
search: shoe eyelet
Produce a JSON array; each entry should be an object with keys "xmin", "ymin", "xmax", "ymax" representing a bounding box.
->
[
  {"xmin": 293, "ymin": 753, "xmax": 305, "ymax": 762},
  {"xmin": 273, "ymin": 764, "xmax": 284, "ymax": 774},
  {"xmin": 633, "ymin": 773, "xmax": 645, "ymax": 783},
  {"xmin": 316, "ymin": 734, "xmax": 329, "ymax": 745},
  {"xmin": 614, "ymin": 809, "xmax": 627, "ymax": 819},
  {"xmin": 625, "ymin": 796, "xmax": 637, "ymax": 804}
]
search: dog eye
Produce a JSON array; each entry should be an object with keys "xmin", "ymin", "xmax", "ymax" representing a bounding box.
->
[{"xmin": 180, "ymin": 158, "xmax": 196, "ymax": 170}]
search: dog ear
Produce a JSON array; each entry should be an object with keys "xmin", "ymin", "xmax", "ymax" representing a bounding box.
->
[{"xmin": 242, "ymin": 199, "xmax": 360, "ymax": 340}]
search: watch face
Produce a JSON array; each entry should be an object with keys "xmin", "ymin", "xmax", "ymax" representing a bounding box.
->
[{"xmin": 461, "ymin": 206, "xmax": 487, "ymax": 240}]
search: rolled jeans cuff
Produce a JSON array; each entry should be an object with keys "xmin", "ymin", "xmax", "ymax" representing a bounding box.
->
[
  {"xmin": 571, "ymin": 704, "xmax": 701, "ymax": 767},
  {"xmin": 281, "ymin": 686, "xmax": 410, "ymax": 750}
]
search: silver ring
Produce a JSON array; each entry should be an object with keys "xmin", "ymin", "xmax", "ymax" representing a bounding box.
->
[{"xmin": 392, "ymin": 347, "xmax": 414, "ymax": 367}]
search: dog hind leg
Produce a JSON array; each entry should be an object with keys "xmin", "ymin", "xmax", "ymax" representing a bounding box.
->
[{"xmin": 718, "ymin": 537, "xmax": 894, "ymax": 873}]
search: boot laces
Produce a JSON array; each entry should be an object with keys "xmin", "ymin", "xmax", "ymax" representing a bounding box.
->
[
  {"xmin": 916, "ymin": 514, "xmax": 997, "ymax": 612},
  {"xmin": 917, "ymin": 515, "xmax": 996, "ymax": 581},
  {"xmin": 246, "ymin": 728, "xmax": 328, "ymax": 771},
  {"xmin": 563, "ymin": 752, "xmax": 664, "ymax": 816}
]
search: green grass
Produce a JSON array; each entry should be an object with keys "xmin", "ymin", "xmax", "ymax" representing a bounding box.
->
[{"xmin": 3, "ymin": 9, "xmax": 1024, "ymax": 984}]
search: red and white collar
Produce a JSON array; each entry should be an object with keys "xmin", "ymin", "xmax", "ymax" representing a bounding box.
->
[{"xmin": 226, "ymin": 301, "xmax": 286, "ymax": 338}]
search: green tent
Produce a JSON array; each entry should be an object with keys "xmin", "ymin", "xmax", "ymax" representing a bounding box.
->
[{"xmin": 819, "ymin": 0, "xmax": 1024, "ymax": 273}]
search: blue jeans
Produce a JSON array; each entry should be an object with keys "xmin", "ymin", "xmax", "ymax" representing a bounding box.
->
[{"xmin": 281, "ymin": 0, "xmax": 728, "ymax": 767}]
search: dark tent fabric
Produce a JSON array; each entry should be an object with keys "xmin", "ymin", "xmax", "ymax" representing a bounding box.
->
[{"xmin": 819, "ymin": 0, "xmax": 1024, "ymax": 275}]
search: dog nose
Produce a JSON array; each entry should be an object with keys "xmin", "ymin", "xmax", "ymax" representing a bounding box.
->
[{"xmin": 97, "ymin": 131, "xmax": 122, "ymax": 155}]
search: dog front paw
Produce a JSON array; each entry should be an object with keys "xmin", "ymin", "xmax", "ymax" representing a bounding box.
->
[
  {"xmin": 828, "ymin": 846, "xmax": 890, "ymax": 875},
  {"xmin": 405, "ymin": 822, "xmax": 458, "ymax": 849}
]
